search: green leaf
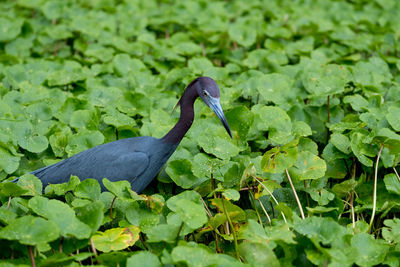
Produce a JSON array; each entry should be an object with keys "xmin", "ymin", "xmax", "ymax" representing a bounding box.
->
[
  {"xmin": 252, "ymin": 105, "xmax": 293, "ymax": 144},
  {"xmin": 384, "ymin": 174, "xmax": 400, "ymax": 195},
  {"xmin": 36, "ymin": 252, "xmax": 93, "ymax": 267},
  {"xmin": 20, "ymin": 135, "xmax": 49, "ymax": 153},
  {"xmin": 332, "ymin": 179, "xmax": 358, "ymax": 197},
  {"xmin": 125, "ymin": 204, "xmax": 160, "ymax": 232},
  {"xmin": 45, "ymin": 175, "xmax": 80, "ymax": 196},
  {"xmin": 292, "ymin": 121, "xmax": 312, "ymax": 137},
  {"xmin": 113, "ymin": 54, "xmax": 147, "ymax": 76},
  {"xmin": 188, "ymin": 57, "xmax": 213, "ymax": 74},
  {"xmin": 198, "ymin": 128, "xmax": 239, "ymax": 160},
  {"xmin": 294, "ymin": 216, "xmax": 349, "ymax": 244},
  {"xmin": 289, "ymin": 151, "xmax": 326, "ymax": 180},
  {"xmin": 211, "ymin": 198, "xmax": 246, "ymax": 223},
  {"xmin": 222, "ymin": 189, "xmax": 240, "ymax": 201},
  {"xmin": 85, "ymin": 44, "xmax": 114, "ymax": 62},
  {"xmin": 0, "ymin": 147, "xmax": 20, "ymax": 174},
  {"xmin": 0, "ymin": 209, "xmax": 17, "ymax": 225},
  {"xmin": 173, "ymin": 42, "xmax": 202, "ymax": 56},
  {"xmin": 306, "ymin": 206, "xmax": 338, "ymax": 214},
  {"xmin": 75, "ymin": 201, "xmax": 105, "ymax": 234},
  {"xmin": 28, "ymin": 196, "xmax": 91, "ymax": 239},
  {"xmin": 382, "ymin": 218, "xmax": 400, "ymax": 243},
  {"xmin": 145, "ymin": 224, "xmax": 181, "ymax": 243},
  {"xmin": 237, "ymin": 219, "xmax": 267, "ymax": 243},
  {"xmin": 172, "ymin": 244, "xmax": 243, "ymax": 267},
  {"xmin": 0, "ymin": 18, "xmax": 23, "ymax": 42},
  {"xmin": 239, "ymin": 242, "xmax": 279, "ymax": 267},
  {"xmin": 228, "ymin": 23, "xmax": 257, "ymax": 47},
  {"xmin": 0, "ymin": 182, "xmax": 28, "ymax": 197},
  {"xmin": 102, "ymin": 178, "xmax": 133, "ymax": 199},
  {"xmin": 307, "ymin": 188, "xmax": 335, "ymax": 206},
  {"xmin": 302, "ymin": 64, "xmax": 351, "ymax": 96},
  {"xmin": 12, "ymin": 121, "xmax": 50, "ymax": 153},
  {"xmin": 330, "ymin": 133, "xmax": 351, "ymax": 154},
  {"xmin": 225, "ymin": 106, "xmax": 254, "ymax": 140},
  {"xmin": 17, "ymin": 174, "xmax": 43, "ymax": 196},
  {"xmin": 65, "ymin": 130, "xmax": 104, "ymax": 156},
  {"xmin": 41, "ymin": 1, "xmax": 66, "ymax": 20},
  {"xmin": 47, "ymin": 69, "xmax": 86, "ymax": 86},
  {"xmin": 167, "ymin": 191, "xmax": 208, "ymax": 229},
  {"xmin": 343, "ymin": 95, "xmax": 369, "ymax": 112},
  {"xmin": 74, "ymin": 179, "xmax": 101, "ymax": 200},
  {"xmin": 350, "ymin": 132, "xmax": 374, "ymax": 167},
  {"xmin": 126, "ymin": 251, "xmax": 161, "ymax": 267},
  {"xmin": 256, "ymin": 180, "xmax": 281, "ymax": 198},
  {"xmin": 192, "ymin": 153, "xmax": 223, "ymax": 179},
  {"xmin": 386, "ymin": 106, "xmax": 400, "ymax": 131},
  {"xmin": 103, "ymin": 110, "xmax": 136, "ymax": 129},
  {"xmin": 166, "ymin": 159, "xmax": 201, "ymax": 189},
  {"xmin": 70, "ymin": 109, "xmax": 99, "ymax": 130},
  {"xmin": 351, "ymin": 233, "xmax": 389, "ymax": 267},
  {"xmin": 265, "ymin": 224, "xmax": 296, "ymax": 244},
  {"xmin": 261, "ymin": 140, "xmax": 298, "ymax": 173},
  {"xmin": 352, "ymin": 57, "xmax": 392, "ymax": 90},
  {"xmin": 0, "ymin": 215, "xmax": 59, "ymax": 245},
  {"xmin": 256, "ymin": 73, "xmax": 295, "ymax": 109},
  {"xmin": 92, "ymin": 226, "xmax": 140, "ymax": 252}
]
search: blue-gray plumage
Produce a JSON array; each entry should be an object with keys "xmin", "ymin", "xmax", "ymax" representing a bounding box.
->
[{"xmin": 15, "ymin": 77, "xmax": 232, "ymax": 193}]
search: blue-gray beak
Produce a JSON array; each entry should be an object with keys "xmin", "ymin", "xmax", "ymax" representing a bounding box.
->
[{"xmin": 207, "ymin": 97, "xmax": 232, "ymax": 138}]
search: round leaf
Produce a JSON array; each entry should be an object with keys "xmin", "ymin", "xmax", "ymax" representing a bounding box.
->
[
  {"xmin": 0, "ymin": 215, "xmax": 59, "ymax": 245},
  {"xmin": 289, "ymin": 151, "xmax": 326, "ymax": 181},
  {"xmin": 92, "ymin": 226, "xmax": 140, "ymax": 252}
]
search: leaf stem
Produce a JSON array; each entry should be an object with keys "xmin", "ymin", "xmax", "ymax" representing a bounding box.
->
[
  {"xmin": 369, "ymin": 144, "xmax": 384, "ymax": 233},
  {"xmin": 200, "ymin": 197, "xmax": 213, "ymax": 218},
  {"xmin": 285, "ymin": 169, "xmax": 305, "ymax": 220},
  {"xmin": 348, "ymin": 192, "xmax": 355, "ymax": 229},
  {"xmin": 257, "ymin": 199, "xmax": 272, "ymax": 225},
  {"xmin": 28, "ymin": 246, "xmax": 36, "ymax": 267},
  {"xmin": 110, "ymin": 196, "xmax": 117, "ymax": 227},
  {"xmin": 76, "ymin": 249, "xmax": 82, "ymax": 265},
  {"xmin": 239, "ymin": 186, "xmax": 258, "ymax": 191},
  {"xmin": 90, "ymin": 238, "xmax": 98, "ymax": 257},
  {"xmin": 175, "ymin": 222, "xmax": 184, "ymax": 245},
  {"xmin": 139, "ymin": 232, "xmax": 149, "ymax": 250},
  {"xmin": 253, "ymin": 176, "xmax": 287, "ymax": 223},
  {"xmin": 393, "ymin": 167, "xmax": 400, "ymax": 183},
  {"xmin": 59, "ymin": 237, "xmax": 63, "ymax": 253},
  {"xmin": 211, "ymin": 173, "xmax": 217, "ymax": 199},
  {"xmin": 6, "ymin": 196, "xmax": 11, "ymax": 210},
  {"xmin": 221, "ymin": 198, "xmax": 240, "ymax": 261},
  {"xmin": 248, "ymin": 190, "xmax": 264, "ymax": 225},
  {"xmin": 201, "ymin": 196, "xmax": 222, "ymax": 252}
]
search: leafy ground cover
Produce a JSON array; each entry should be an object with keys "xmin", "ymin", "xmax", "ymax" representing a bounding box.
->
[{"xmin": 1, "ymin": 0, "xmax": 400, "ymax": 266}]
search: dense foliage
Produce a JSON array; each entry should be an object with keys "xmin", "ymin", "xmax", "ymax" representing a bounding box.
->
[{"xmin": 1, "ymin": 0, "xmax": 400, "ymax": 266}]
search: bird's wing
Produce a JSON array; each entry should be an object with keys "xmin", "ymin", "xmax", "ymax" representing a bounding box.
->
[
  {"xmin": 33, "ymin": 150, "xmax": 150, "ymax": 189},
  {"xmin": 103, "ymin": 151, "xmax": 150, "ymax": 182}
]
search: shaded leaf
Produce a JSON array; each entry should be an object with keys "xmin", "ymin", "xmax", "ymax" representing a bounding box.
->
[
  {"xmin": 0, "ymin": 215, "xmax": 59, "ymax": 245},
  {"xmin": 28, "ymin": 196, "xmax": 91, "ymax": 239}
]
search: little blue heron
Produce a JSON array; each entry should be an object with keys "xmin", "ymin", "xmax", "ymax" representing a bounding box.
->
[{"xmin": 14, "ymin": 77, "xmax": 232, "ymax": 193}]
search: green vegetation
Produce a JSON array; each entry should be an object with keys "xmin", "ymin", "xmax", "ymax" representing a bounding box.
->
[{"xmin": 1, "ymin": 0, "xmax": 400, "ymax": 266}]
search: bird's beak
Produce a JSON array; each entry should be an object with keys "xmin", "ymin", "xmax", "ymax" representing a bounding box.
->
[{"xmin": 207, "ymin": 97, "xmax": 232, "ymax": 138}]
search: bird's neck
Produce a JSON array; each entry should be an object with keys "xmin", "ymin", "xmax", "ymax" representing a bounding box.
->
[{"xmin": 161, "ymin": 85, "xmax": 198, "ymax": 144}]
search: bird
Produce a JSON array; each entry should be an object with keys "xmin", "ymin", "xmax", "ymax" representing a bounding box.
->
[{"xmin": 13, "ymin": 77, "xmax": 232, "ymax": 193}]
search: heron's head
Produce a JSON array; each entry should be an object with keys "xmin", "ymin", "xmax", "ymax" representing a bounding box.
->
[{"xmin": 195, "ymin": 77, "xmax": 232, "ymax": 138}]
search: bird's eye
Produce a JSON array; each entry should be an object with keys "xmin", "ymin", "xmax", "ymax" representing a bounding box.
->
[{"xmin": 203, "ymin": 90, "xmax": 208, "ymax": 96}]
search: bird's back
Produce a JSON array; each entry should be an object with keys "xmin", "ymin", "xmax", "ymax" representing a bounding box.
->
[{"xmin": 32, "ymin": 137, "xmax": 178, "ymax": 193}]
